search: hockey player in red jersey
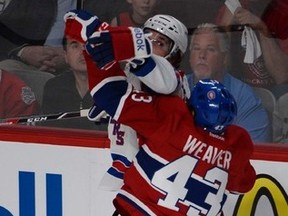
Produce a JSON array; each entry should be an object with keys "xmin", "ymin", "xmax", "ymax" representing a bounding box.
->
[
  {"xmin": 86, "ymin": 62, "xmax": 256, "ymax": 215},
  {"xmin": 64, "ymin": 10, "xmax": 256, "ymax": 215}
]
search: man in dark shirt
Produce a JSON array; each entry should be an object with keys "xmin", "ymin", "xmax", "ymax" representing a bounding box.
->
[{"xmin": 41, "ymin": 36, "xmax": 107, "ymax": 130}]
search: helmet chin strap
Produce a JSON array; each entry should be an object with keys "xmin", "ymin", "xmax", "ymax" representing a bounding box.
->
[{"xmin": 164, "ymin": 44, "xmax": 178, "ymax": 61}]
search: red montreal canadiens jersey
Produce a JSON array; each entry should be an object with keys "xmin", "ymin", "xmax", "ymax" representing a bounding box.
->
[
  {"xmin": 112, "ymin": 92, "xmax": 256, "ymax": 216},
  {"xmin": 86, "ymin": 57, "xmax": 256, "ymax": 216}
]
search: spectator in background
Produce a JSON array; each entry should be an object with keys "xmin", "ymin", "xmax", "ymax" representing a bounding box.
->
[
  {"xmin": 252, "ymin": 0, "xmax": 288, "ymax": 97},
  {"xmin": 0, "ymin": 0, "xmax": 56, "ymax": 60},
  {"xmin": 186, "ymin": 23, "xmax": 271, "ymax": 143},
  {"xmin": 215, "ymin": 0, "xmax": 288, "ymax": 96},
  {"xmin": 0, "ymin": 69, "xmax": 38, "ymax": 118},
  {"xmin": 110, "ymin": 0, "xmax": 159, "ymax": 27},
  {"xmin": 0, "ymin": 0, "xmax": 77, "ymax": 74},
  {"xmin": 41, "ymin": 35, "xmax": 106, "ymax": 130},
  {"xmin": 84, "ymin": 0, "xmax": 130, "ymax": 24}
]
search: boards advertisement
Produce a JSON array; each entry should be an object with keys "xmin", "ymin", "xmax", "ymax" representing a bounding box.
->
[{"xmin": 0, "ymin": 139, "xmax": 287, "ymax": 215}]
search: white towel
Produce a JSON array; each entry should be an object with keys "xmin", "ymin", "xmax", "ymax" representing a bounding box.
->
[
  {"xmin": 225, "ymin": 0, "xmax": 262, "ymax": 63},
  {"xmin": 241, "ymin": 26, "xmax": 262, "ymax": 63}
]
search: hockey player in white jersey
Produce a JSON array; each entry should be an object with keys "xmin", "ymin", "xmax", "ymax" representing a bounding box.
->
[
  {"xmin": 64, "ymin": 10, "xmax": 190, "ymax": 190},
  {"xmin": 97, "ymin": 14, "xmax": 191, "ymax": 191}
]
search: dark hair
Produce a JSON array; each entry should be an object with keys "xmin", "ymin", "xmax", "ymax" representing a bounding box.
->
[
  {"xmin": 62, "ymin": 36, "xmax": 67, "ymax": 51},
  {"xmin": 167, "ymin": 50, "xmax": 183, "ymax": 69}
]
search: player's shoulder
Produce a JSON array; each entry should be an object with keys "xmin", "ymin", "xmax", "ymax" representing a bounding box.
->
[
  {"xmin": 225, "ymin": 124, "xmax": 254, "ymax": 147},
  {"xmin": 158, "ymin": 95, "xmax": 190, "ymax": 119},
  {"xmin": 226, "ymin": 124, "xmax": 250, "ymax": 137}
]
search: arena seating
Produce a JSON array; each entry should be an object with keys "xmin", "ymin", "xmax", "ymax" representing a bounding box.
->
[{"xmin": 10, "ymin": 69, "xmax": 54, "ymax": 106}]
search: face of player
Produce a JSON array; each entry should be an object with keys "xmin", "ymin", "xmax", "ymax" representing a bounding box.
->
[
  {"xmin": 64, "ymin": 37, "xmax": 87, "ymax": 74},
  {"xmin": 128, "ymin": 0, "xmax": 158, "ymax": 18},
  {"xmin": 145, "ymin": 29, "xmax": 173, "ymax": 57},
  {"xmin": 189, "ymin": 31, "xmax": 226, "ymax": 82}
]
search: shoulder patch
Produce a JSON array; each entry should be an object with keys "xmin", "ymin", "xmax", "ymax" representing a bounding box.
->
[{"xmin": 21, "ymin": 87, "xmax": 36, "ymax": 105}]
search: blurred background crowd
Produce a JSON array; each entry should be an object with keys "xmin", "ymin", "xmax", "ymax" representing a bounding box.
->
[{"xmin": 0, "ymin": 0, "xmax": 287, "ymax": 143}]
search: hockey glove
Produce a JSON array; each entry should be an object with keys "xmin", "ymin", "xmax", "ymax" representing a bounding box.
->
[
  {"xmin": 64, "ymin": 9, "xmax": 109, "ymax": 43},
  {"xmin": 86, "ymin": 27, "xmax": 152, "ymax": 70}
]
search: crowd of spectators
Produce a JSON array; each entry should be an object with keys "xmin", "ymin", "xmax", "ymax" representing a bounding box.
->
[{"xmin": 0, "ymin": 0, "xmax": 287, "ymax": 143}]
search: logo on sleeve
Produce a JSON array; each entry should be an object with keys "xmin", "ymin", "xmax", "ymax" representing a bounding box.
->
[
  {"xmin": 21, "ymin": 87, "xmax": 36, "ymax": 105},
  {"xmin": 133, "ymin": 28, "xmax": 145, "ymax": 51}
]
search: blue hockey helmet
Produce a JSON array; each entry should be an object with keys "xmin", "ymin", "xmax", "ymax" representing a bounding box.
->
[{"xmin": 189, "ymin": 79, "xmax": 237, "ymax": 134}]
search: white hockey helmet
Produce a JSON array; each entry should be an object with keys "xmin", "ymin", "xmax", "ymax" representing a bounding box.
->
[{"xmin": 143, "ymin": 14, "xmax": 188, "ymax": 58}]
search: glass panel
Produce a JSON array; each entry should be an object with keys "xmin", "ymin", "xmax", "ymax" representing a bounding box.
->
[{"xmin": 0, "ymin": 0, "xmax": 287, "ymax": 143}]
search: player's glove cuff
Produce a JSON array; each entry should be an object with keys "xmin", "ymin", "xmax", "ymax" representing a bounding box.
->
[
  {"xmin": 86, "ymin": 27, "xmax": 151, "ymax": 70},
  {"xmin": 64, "ymin": 9, "xmax": 107, "ymax": 43},
  {"xmin": 88, "ymin": 104, "xmax": 109, "ymax": 122},
  {"xmin": 112, "ymin": 27, "xmax": 152, "ymax": 61}
]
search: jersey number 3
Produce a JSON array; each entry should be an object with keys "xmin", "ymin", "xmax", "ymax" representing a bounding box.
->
[{"xmin": 131, "ymin": 91, "xmax": 152, "ymax": 103}]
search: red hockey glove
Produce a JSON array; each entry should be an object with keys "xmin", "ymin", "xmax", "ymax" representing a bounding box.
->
[
  {"xmin": 83, "ymin": 50, "xmax": 125, "ymax": 91},
  {"xmin": 64, "ymin": 9, "xmax": 109, "ymax": 43},
  {"xmin": 85, "ymin": 27, "xmax": 151, "ymax": 70}
]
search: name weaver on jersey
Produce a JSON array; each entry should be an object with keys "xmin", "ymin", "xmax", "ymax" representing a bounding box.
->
[{"xmin": 183, "ymin": 135, "xmax": 232, "ymax": 170}]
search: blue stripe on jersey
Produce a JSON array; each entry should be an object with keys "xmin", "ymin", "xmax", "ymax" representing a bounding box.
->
[
  {"xmin": 93, "ymin": 80, "xmax": 128, "ymax": 117},
  {"xmin": 107, "ymin": 167, "xmax": 124, "ymax": 179},
  {"xmin": 136, "ymin": 147, "xmax": 164, "ymax": 180},
  {"xmin": 111, "ymin": 153, "xmax": 132, "ymax": 167},
  {"xmin": 117, "ymin": 193, "xmax": 151, "ymax": 216},
  {"xmin": 107, "ymin": 154, "xmax": 132, "ymax": 179},
  {"xmin": 129, "ymin": 57, "xmax": 156, "ymax": 77}
]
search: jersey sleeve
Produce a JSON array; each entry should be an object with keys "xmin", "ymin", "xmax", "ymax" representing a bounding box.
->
[
  {"xmin": 98, "ymin": 119, "xmax": 139, "ymax": 191},
  {"xmin": 129, "ymin": 54, "xmax": 178, "ymax": 95},
  {"xmin": 86, "ymin": 52, "xmax": 185, "ymax": 138}
]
